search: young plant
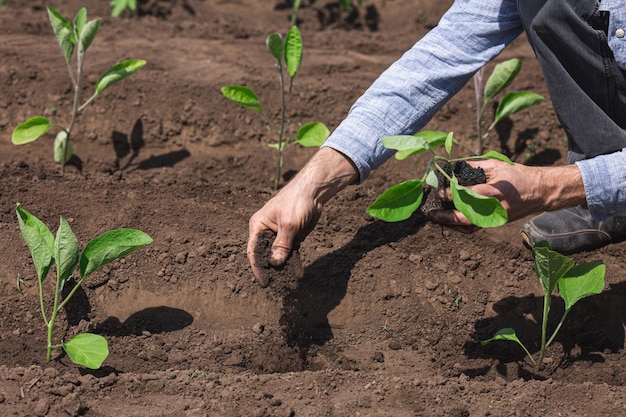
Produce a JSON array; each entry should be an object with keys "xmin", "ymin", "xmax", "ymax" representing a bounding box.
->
[
  {"xmin": 221, "ymin": 25, "xmax": 329, "ymax": 190},
  {"xmin": 11, "ymin": 7, "xmax": 146, "ymax": 171},
  {"xmin": 473, "ymin": 58, "xmax": 544, "ymax": 154},
  {"xmin": 366, "ymin": 131, "xmax": 512, "ymax": 228},
  {"xmin": 110, "ymin": 0, "xmax": 137, "ymax": 18},
  {"xmin": 481, "ymin": 241, "xmax": 605, "ymax": 369},
  {"xmin": 15, "ymin": 203, "xmax": 153, "ymax": 369}
]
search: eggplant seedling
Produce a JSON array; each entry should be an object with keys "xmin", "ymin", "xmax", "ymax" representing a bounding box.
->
[
  {"xmin": 481, "ymin": 241, "xmax": 605, "ymax": 369},
  {"xmin": 221, "ymin": 26, "xmax": 329, "ymax": 190},
  {"xmin": 11, "ymin": 7, "xmax": 146, "ymax": 171},
  {"xmin": 366, "ymin": 131, "xmax": 513, "ymax": 228},
  {"xmin": 110, "ymin": 0, "xmax": 137, "ymax": 17},
  {"xmin": 15, "ymin": 203, "xmax": 153, "ymax": 369},
  {"xmin": 473, "ymin": 58, "xmax": 544, "ymax": 154}
]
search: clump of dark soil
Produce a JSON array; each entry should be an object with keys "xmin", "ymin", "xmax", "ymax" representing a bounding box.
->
[
  {"xmin": 253, "ymin": 230, "xmax": 304, "ymax": 293},
  {"xmin": 420, "ymin": 160, "xmax": 487, "ymax": 214}
]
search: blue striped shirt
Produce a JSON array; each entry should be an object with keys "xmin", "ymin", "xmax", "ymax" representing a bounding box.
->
[{"xmin": 322, "ymin": 0, "xmax": 626, "ymax": 220}]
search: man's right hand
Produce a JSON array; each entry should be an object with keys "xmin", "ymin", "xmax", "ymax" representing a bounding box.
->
[{"xmin": 246, "ymin": 147, "xmax": 359, "ymax": 287}]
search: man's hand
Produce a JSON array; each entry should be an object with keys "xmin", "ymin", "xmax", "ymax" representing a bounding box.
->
[
  {"xmin": 427, "ymin": 159, "xmax": 586, "ymax": 227},
  {"xmin": 247, "ymin": 147, "xmax": 358, "ymax": 287}
]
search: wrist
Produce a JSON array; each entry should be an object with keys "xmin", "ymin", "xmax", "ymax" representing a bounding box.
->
[
  {"xmin": 536, "ymin": 164, "xmax": 586, "ymax": 211},
  {"xmin": 292, "ymin": 147, "xmax": 359, "ymax": 206}
]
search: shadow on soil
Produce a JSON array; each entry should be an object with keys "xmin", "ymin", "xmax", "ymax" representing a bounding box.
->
[
  {"xmin": 463, "ymin": 280, "xmax": 626, "ymax": 380},
  {"xmin": 278, "ymin": 214, "xmax": 426, "ymax": 359}
]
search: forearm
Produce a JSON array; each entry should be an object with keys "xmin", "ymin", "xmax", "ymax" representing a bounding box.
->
[
  {"xmin": 535, "ymin": 164, "xmax": 586, "ymax": 212},
  {"xmin": 291, "ymin": 147, "xmax": 359, "ymax": 206}
]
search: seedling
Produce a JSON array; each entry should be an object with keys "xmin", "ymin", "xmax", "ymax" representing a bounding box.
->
[
  {"xmin": 11, "ymin": 7, "xmax": 146, "ymax": 171},
  {"xmin": 481, "ymin": 242, "xmax": 605, "ymax": 369},
  {"xmin": 15, "ymin": 203, "xmax": 153, "ymax": 369},
  {"xmin": 473, "ymin": 58, "xmax": 544, "ymax": 154},
  {"xmin": 110, "ymin": 0, "xmax": 137, "ymax": 17},
  {"xmin": 366, "ymin": 131, "xmax": 512, "ymax": 228},
  {"xmin": 221, "ymin": 26, "xmax": 329, "ymax": 190}
]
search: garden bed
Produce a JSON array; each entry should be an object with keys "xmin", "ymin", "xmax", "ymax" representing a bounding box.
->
[{"xmin": 1, "ymin": 1, "xmax": 625, "ymax": 416}]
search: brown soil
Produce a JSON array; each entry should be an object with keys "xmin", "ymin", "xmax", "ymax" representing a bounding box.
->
[{"xmin": 1, "ymin": 1, "xmax": 626, "ymax": 416}]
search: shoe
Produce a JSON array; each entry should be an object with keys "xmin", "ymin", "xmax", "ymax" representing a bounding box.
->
[{"xmin": 520, "ymin": 206, "xmax": 626, "ymax": 254}]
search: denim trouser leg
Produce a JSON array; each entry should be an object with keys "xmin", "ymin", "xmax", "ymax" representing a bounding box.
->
[{"xmin": 517, "ymin": 0, "xmax": 626, "ymax": 164}]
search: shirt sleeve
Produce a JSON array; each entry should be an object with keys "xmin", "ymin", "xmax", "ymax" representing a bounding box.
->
[
  {"xmin": 322, "ymin": 0, "xmax": 524, "ymax": 183},
  {"xmin": 576, "ymin": 149, "xmax": 626, "ymax": 220}
]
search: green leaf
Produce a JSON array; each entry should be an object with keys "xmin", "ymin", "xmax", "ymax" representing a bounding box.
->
[
  {"xmin": 95, "ymin": 59, "xmax": 146, "ymax": 95},
  {"xmin": 476, "ymin": 150, "xmax": 514, "ymax": 164},
  {"xmin": 480, "ymin": 328, "xmax": 534, "ymax": 363},
  {"xmin": 53, "ymin": 131, "xmax": 73, "ymax": 164},
  {"xmin": 73, "ymin": 8, "xmax": 87, "ymax": 40},
  {"xmin": 393, "ymin": 131, "xmax": 449, "ymax": 160},
  {"xmin": 484, "ymin": 58, "xmax": 522, "ymax": 103},
  {"xmin": 295, "ymin": 122, "xmax": 330, "ymax": 147},
  {"xmin": 532, "ymin": 242, "xmax": 575, "ymax": 295},
  {"xmin": 558, "ymin": 261, "xmax": 605, "ymax": 310},
  {"xmin": 221, "ymin": 85, "xmax": 262, "ymax": 113},
  {"xmin": 425, "ymin": 168, "xmax": 439, "ymax": 189},
  {"xmin": 15, "ymin": 204, "xmax": 55, "ymax": 283},
  {"xmin": 80, "ymin": 229, "xmax": 153, "ymax": 279},
  {"xmin": 481, "ymin": 328, "xmax": 521, "ymax": 345},
  {"xmin": 366, "ymin": 180, "xmax": 423, "ymax": 222},
  {"xmin": 12, "ymin": 116, "xmax": 54, "ymax": 145},
  {"xmin": 444, "ymin": 132, "xmax": 454, "ymax": 157},
  {"xmin": 451, "ymin": 177, "xmax": 508, "ymax": 228},
  {"xmin": 78, "ymin": 19, "xmax": 101, "ymax": 53},
  {"xmin": 54, "ymin": 217, "xmax": 79, "ymax": 285},
  {"xmin": 111, "ymin": 0, "xmax": 136, "ymax": 17},
  {"xmin": 284, "ymin": 25, "xmax": 303, "ymax": 79},
  {"xmin": 47, "ymin": 7, "xmax": 75, "ymax": 64},
  {"xmin": 63, "ymin": 333, "xmax": 109, "ymax": 369},
  {"xmin": 382, "ymin": 135, "xmax": 430, "ymax": 159},
  {"xmin": 266, "ymin": 33, "xmax": 284, "ymax": 69},
  {"xmin": 494, "ymin": 91, "xmax": 544, "ymax": 124}
]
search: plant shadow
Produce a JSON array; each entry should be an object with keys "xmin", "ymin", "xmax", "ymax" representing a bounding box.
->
[
  {"xmin": 95, "ymin": 306, "xmax": 194, "ymax": 337},
  {"xmin": 277, "ymin": 212, "xmax": 426, "ymax": 355},
  {"xmin": 111, "ymin": 119, "xmax": 191, "ymax": 170},
  {"xmin": 463, "ymin": 280, "xmax": 626, "ymax": 378},
  {"xmin": 111, "ymin": 119, "xmax": 145, "ymax": 170}
]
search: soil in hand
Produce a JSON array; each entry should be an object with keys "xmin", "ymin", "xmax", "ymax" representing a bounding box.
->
[{"xmin": 420, "ymin": 160, "xmax": 487, "ymax": 215}]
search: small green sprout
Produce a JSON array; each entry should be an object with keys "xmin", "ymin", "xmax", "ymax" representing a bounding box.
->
[
  {"xmin": 11, "ymin": 7, "xmax": 145, "ymax": 171},
  {"xmin": 16, "ymin": 203, "xmax": 152, "ymax": 369},
  {"xmin": 473, "ymin": 58, "xmax": 544, "ymax": 154},
  {"xmin": 481, "ymin": 242, "xmax": 605, "ymax": 369},
  {"xmin": 221, "ymin": 26, "xmax": 329, "ymax": 190},
  {"xmin": 110, "ymin": 0, "xmax": 137, "ymax": 17}
]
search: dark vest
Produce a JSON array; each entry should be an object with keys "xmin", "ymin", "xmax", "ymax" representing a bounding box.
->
[{"xmin": 517, "ymin": 0, "xmax": 626, "ymax": 163}]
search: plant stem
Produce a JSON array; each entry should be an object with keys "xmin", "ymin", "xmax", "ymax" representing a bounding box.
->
[
  {"xmin": 537, "ymin": 292, "xmax": 552, "ymax": 369},
  {"xmin": 290, "ymin": 0, "xmax": 302, "ymax": 27},
  {"xmin": 46, "ymin": 269, "xmax": 65, "ymax": 362},
  {"xmin": 545, "ymin": 308, "xmax": 570, "ymax": 348},
  {"xmin": 274, "ymin": 65, "xmax": 288, "ymax": 191},
  {"xmin": 474, "ymin": 68, "xmax": 484, "ymax": 155},
  {"xmin": 56, "ymin": 275, "xmax": 87, "ymax": 312},
  {"xmin": 63, "ymin": 44, "xmax": 86, "ymax": 173}
]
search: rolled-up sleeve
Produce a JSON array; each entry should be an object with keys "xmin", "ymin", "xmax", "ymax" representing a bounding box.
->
[
  {"xmin": 322, "ymin": 0, "xmax": 524, "ymax": 183},
  {"xmin": 576, "ymin": 149, "xmax": 626, "ymax": 220}
]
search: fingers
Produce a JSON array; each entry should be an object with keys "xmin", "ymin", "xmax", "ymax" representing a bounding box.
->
[
  {"xmin": 427, "ymin": 207, "xmax": 475, "ymax": 227},
  {"xmin": 247, "ymin": 219, "xmax": 272, "ymax": 288}
]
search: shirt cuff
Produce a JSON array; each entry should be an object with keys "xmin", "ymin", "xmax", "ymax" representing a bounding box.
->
[{"xmin": 576, "ymin": 148, "xmax": 626, "ymax": 220}]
